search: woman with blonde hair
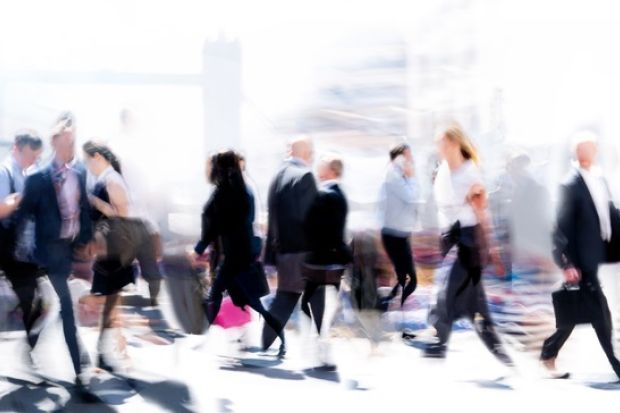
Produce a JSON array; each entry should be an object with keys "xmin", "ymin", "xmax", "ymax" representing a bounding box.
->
[{"xmin": 417, "ymin": 124, "xmax": 513, "ymax": 367}]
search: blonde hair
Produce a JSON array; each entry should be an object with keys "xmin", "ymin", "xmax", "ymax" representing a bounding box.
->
[{"xmin": 442, "ymin": 124, "xmax": 479, "ymax": 165}]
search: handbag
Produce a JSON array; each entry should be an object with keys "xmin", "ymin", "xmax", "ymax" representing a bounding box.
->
[{"xmin": 552, "ymin": 283, "xmax": 591, "ymax": 328}]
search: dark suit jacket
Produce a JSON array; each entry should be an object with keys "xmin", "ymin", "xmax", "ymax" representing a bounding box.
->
[
  {"xmin": 552, "ymin": 169, "xmax": 620, "ymax": 275},
  {"xmin": 16, "ymin": 161, "xmax": 93, "ymax": 267},
  {"xmin": 303, "ymin": 182, "xmax": 352, "ymax": 266},
  {"xmin": 264, "ymin": 159, "xmax": 318, "ymax": 263}
]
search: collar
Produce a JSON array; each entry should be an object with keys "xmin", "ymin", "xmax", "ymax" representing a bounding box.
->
[
  {"xmin": 321, "ymin": 179, "xmax": 339, "ymax": 189},
  {"xmin": 577, "ymin": 164, "xmax": 603, "ymax": 179},
  {"xmin": 9, "ymin": 155, "xmax": 25, "ymax": 176},
  {"xmin": 287, "ymin": 157, "xmax": 309, "ymax": 167}
]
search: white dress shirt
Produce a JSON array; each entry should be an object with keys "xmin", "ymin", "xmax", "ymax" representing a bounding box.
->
[{"xmin": 579, "ymin": 166, "xmax": 612, "ymax": 242}]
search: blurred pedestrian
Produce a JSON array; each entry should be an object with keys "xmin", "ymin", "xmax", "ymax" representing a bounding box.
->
[
  {"xmin": 262, "ymin": 136, "xmax": 324, "ymax": 357},
  {"xmin": 301, "ymin": 155, "xmax": 352, "ymax": 370},
  {"xmin": 540, "ymin": 131, "xmax": 620, "ymax": 380}
]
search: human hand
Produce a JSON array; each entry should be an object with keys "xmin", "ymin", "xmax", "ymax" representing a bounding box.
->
[{"xmin": 563, "ymin": 267, "xmax": 581, "ymax": 284}]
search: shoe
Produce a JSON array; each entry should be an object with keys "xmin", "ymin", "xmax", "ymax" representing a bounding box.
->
[
  {"xmin": 541, "ymin": 358, "xmax": 570, "ymax": 379},
  {"xmin": 277, "ymin": 344, "xmax": 287, "ymax": 359},
  {"xmin": 401, "ymin": 329, "xmax": 417, "ymax": 340},
  {"xmin": 313, "ymin": 363, "xmax": 337, "ymax": 372},
  {"xmin": 75, "ymin": 377, "xmax": 101, "ymax": 403},
  {"xmin": 422, "ymin": 344, "xmax": 446, "ymax": 359}
]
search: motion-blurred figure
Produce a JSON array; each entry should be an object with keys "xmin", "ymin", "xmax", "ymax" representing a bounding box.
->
[
  {"xmin": 189, "ymin": 150, "xmax": 284, "ymax": 349},
  {"xmin": 83, "ymin": 140, "xmax": 138, "ymax": 372},
  {"xmin": 421, "ymin": 124, "xmax": 513, "ymax": 367},
  {"xmin": 541, "ymin": 132, "xmax": 620, "ymax": 380},
  {"xmin": 16, "ymin": 119, "xmax": 97, "ymax": 400},
  {"xmin": 262, "ymin": 136, "xmax": 324, "ymax": 357},
  {"xmin": 0, "ymin": 131, "xmax": 44, "ymax": 355},
  {"xmin": 301, "ymin": 155, "xmax": 352, "ymax": 370},
  {"xmin": 378, "ymin": 142, "xmax": 419, "ymax": 337}
]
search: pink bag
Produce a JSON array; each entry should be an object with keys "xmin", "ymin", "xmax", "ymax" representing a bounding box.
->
[{"xmin": 212, "ymin": 297, "xmax": 252, "ymax": 329}]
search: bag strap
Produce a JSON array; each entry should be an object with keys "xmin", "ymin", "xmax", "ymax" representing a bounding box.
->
[{"xmin": 2, "ymin": 165, "xmax": 15, "ymax": 194}]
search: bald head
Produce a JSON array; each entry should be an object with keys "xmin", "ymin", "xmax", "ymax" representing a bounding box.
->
[
  {"xmin": 288, "ymin": 136, "xmax": 314, "ymax": 165},
  {"xmin": 572, "ymin": 131, "xmax": 598, "ymax": 170}
]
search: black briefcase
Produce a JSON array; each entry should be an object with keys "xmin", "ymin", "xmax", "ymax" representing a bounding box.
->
[{"xmin": 552, "ymin": 284, "xmax": 591, "ymax": 328}]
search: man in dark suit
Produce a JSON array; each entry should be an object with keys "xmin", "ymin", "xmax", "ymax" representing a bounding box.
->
[
  {"xmin": 541, "ymin": 131, "xmax": 620, "ymax": 380},
  {"xmin": 262, "ymin": 136, "xmax": 324, "ymax": 356},
  {"xmin": 17, "ymin": 120, "xmax": 96, "ymax": 398},
  {"xmin": 301, "ymin": 155, "xmax": 352, "ymax": 370}
]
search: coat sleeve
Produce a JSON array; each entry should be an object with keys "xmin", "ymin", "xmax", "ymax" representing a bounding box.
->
[
  {"xmin": 552, "ymin": 183, "xmax": 576, "ymax": 269},
  {"xmin": 14, "ymin": 174, "xmax": 39, "ymax": 225},
  {"xmin": 297, "ymin": 171, "xmax": 318, "ymax": 222},
  {"xmin": 194, "ymin": 193, "xmax": 218, "ymax": 255},
  {"xmin": 264, "ymin": 176, "xmax": 279, "ymax": 265}
]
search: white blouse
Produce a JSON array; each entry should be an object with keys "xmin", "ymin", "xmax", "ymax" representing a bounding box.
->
[
  {"xmin": 96, "ymin": 166, "xmax": 137, "ymax": 218},
  {"xmin": 434, "ymin": 160, "xmax": 483, "ymax": 229}
]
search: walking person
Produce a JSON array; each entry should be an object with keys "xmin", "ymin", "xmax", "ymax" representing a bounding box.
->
[
  {"xmin": 189, "ymin": 150, "xmax": 284, "ymax": 350},
  {"xmin": 262, "ymin": 136, "xmax": 324, "ymax": 357},
  {"xmin": 301, "ymin": 155, "xmax": 352, "ymax": 370},
  {"xmin": 0, "ymin": 131, "xmax": 44, "ymax": 356},
  {"xmin": 419, "ymin": 124, "xmax": 512, "ymax": 367},
  {"xmin": 17, "ymin": 119, "xmax": 98, "ymax": 400},
  {"xmin": 378, "ymin": 143, "xmax": 420, "ymax": 339},
  {"xmin": 82, "ymin": 140, "xmax": 138, "ymax": 372},
  {"xmin": 540, "ymin": 131, "xmax": 620, "ymax": 380}
]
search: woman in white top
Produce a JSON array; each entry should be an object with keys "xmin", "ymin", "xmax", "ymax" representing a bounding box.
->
[
  {"xmin": 83, "ymin": 141, "xmax": 137, "ymax": 372},
  {"xmin": 423, "ymin": 124, "xmax": 512, "ymax": 366}
]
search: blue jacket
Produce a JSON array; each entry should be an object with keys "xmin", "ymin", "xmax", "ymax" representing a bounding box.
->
[{"xmin": 16, "ymin": 161, "xmax": 93, "ymax": 267}]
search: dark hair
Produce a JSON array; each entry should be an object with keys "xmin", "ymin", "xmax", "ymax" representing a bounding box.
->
[
  {"xmin": 83, "ymin": 140, "xmax": 122, "ymax": 174},
  {"xmin": 389, "ymin": 143, "xmax": 410, "ymax": 161},
  {"xmin": 209, "ymin": 150, "xmax": 245, "ymax": 187},
  {"xmin": 209, "ymin": 150, "xmax": 249, "ymax": 217},
  {"xmin": 14, "ymin": 130, "xmax": 43, "ymax": 151}
]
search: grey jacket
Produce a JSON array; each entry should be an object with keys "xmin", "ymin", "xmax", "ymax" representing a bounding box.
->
[{"xmin": 379, "ymin": 163, "xmax": 419, "ymax": 237}]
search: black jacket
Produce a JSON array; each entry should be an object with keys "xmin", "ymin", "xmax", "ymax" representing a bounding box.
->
[
  {"xmin": 304, "ymin": 182, "xmax": 352, "ymax": 266},
  {"xmin": 265, "ymin": 159, "xmax": 318, "ymax": 263},
  {"xmin": 552, "ymin": 169, "xmax": 620, "ymax": 274},
  {"xmin": 194, "ymin": 185, "xmax": 259, "ymax": 271}
]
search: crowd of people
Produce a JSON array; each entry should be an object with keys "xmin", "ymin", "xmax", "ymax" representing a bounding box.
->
[{"xmin": 1, "ymin": 113, "xmax": 620, "ymax": 402}]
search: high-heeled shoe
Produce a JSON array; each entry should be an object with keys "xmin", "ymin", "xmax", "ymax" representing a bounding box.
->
[{"xmin": 401, "ymin": 278, "xmax": 417, "ymax": 307}]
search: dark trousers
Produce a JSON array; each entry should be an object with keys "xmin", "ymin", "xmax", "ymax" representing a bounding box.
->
[
  {"xmin": 428, "ymin": 239, "xmax": 512, "ymax": 365},
  {"xmin": 301, "ymin": 281, "xmax": 339, "ymax": 335},
  {"xmin": 541, "ymin": 277, "xmax": 620, "ymax": 378},
  {"xmin": 44, "ymin": 240, "xmax": 89, "ymax": 376},
  {"xmin": 381, "ymin": 232, "xmax": 417, "ymax": 297},
  {"xmin": 2, "ymin": 259, "xmax": 42, "ymax": 348},
  {"xmin": 261, "ymin": 288, "xmax": 325, "ymax": 350}
]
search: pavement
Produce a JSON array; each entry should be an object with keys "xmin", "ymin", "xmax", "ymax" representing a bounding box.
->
[{"xmin": 1, "ymin": 279, "xmax": 620, "ymax": 412}]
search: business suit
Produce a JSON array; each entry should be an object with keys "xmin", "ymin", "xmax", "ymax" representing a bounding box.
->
[
  {"xmin": 262, "ymin": 158, "xmax": 325, "ymax": 351},
  {"xmin": 541, "ymin": 168, "xmax": 620, "ymax": 378},
  {"xmin": 300, "ymin": 181, "xmax": 352, "ymax": 325},
  {"xmin": 17, "ymin": 160, "xmax": 93, "ymax": 376}
]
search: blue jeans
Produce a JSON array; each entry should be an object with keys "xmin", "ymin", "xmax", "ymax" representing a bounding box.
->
[{"xmin": 45, "ymin": 240, "xmax": 89, "ymax": 376}]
